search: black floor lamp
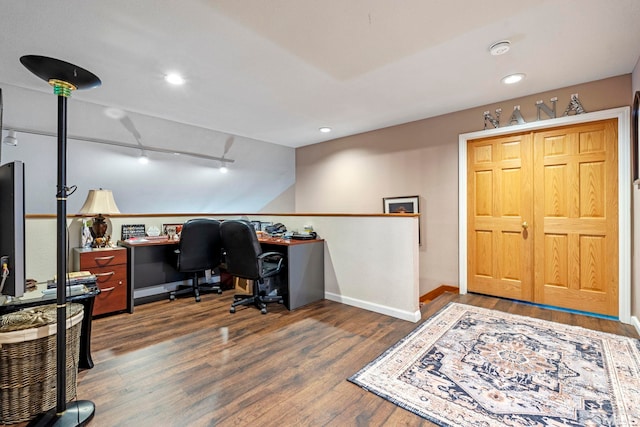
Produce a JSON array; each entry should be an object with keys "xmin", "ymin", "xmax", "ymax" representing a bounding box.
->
[{"xmin": 20, "ymin": 55, "xmax": 101, "ymax": 427}]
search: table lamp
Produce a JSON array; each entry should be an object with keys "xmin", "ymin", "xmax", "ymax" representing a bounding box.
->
[{"xmin": 78, "ymin": 189, "xmax": 120, "ymax": 246}]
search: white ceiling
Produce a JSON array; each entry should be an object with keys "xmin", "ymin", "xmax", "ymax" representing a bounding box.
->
[{"xmin": 1, "ymin": 0, "xmax": 640, "ymax": 148}]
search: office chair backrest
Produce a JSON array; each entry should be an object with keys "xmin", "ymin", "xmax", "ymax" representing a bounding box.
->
[
  {"xmin": 220, "ymin": 220, "xmax": 262, "ymax": 280},
  {"xmin": 177, "ymin": 218, "xmax": 222, "ymax": 273}
]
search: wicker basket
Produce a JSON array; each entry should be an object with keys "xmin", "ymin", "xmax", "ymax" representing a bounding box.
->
[{"xmin": 0, "ymin": 303, "xmax": 84, "ymax": 424}]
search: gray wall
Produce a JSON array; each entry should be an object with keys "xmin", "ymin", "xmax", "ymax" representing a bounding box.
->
[{"xmin": 0, "ymin": 84, "xmax": 296, "ymax": 214}]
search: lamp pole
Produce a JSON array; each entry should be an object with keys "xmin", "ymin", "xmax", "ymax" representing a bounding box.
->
[
  {"xmin": 20, "ymin": 55, "xmax": 100, "ymax": 427},
  {"xmin": 55, "ymin": 80, "xmax": 70, "ymax": 416}
]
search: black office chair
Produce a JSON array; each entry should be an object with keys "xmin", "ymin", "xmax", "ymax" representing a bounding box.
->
[
  {"xmin": 169, "ymin": 218, "xmax": 223, "ymax": 302},
  {"xmin": 220, "ymin": 219, "xmax": 285, "ymax": 314}
]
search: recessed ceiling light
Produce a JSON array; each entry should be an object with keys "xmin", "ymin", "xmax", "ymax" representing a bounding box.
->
[
  {"xmin": 164, "ymin": 73, "xmax": 185, "ymax": 85},
  {"xmin": 489, "ymin": 40, "xmax": 511, "ymax": 56},
  {"xmin": 319, "ymin": 127, "xmax": 332, "ymax": 133},
  {"xmin": 501, "ymin": 73, "xmax": 525, "ymax": 85}
]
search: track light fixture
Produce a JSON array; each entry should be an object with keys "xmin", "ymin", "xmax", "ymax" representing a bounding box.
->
[
  {"xmin": 138, "ymin": 150, "xmax": 149, "ymax": 164},
  {"xmin": 3, "ymin": 130, "xmax": 17, "ymax": 146},
  {"xmin": 2, "ymin": 126, "xmax": 235, "ymax": 167}
]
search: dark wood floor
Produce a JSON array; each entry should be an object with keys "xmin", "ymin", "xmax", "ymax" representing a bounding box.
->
[{"xmin": 8, "ymin": 291, "xmax": 639, "ymax": 427}]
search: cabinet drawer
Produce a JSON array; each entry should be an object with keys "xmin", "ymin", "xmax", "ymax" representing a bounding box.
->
[
  {"xmin": 72, "ymin": 247, "xmax": 130, "ymax": 317},
  {"xmin": 93, "ymin": 280, "xmax": 127, "ymax": 316},
  {"xmin": 79, "ymin": 249, "xmax": 127, "ymax": 269},
  {"xmin": 91, "ymin": 264, "xmax": 127, "ymax": 287},
  {"xmin": 91, "ymin": 264, "xmax": 127, "ymax": 316}
]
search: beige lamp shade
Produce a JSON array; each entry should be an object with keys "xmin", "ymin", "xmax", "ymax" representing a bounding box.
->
[{"xmin": 78, "ymin": 189, "xmax": 120, "ymax": 215}]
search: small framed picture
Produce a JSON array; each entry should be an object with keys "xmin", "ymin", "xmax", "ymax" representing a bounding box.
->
[
  {"xmin": 163, "ymin": 223, "xmax": 184, "ymax": 236},
  {"xmin": 632, "ymin": 90, "xmax": 639, "ymax": 184},
  {"xmin": 383, "ymin": 195, "xmax": 420, "ymax": 244},
  {"xmin": 260, "ymin": 222, "xmax": 273, "ymax": 232},
  {"xmin": 383, "ymin": 195, "xmax": 419, "ymax": 214},
  {"xmin": 121, "ymin": 224, "xmax": 146, "ymax": 240}
]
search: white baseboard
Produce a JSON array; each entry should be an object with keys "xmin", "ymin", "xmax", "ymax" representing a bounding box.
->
[
  {"xmin": 325, "ymin": 291, "xmax": 421, "ymax": 323},
  {"xmin": 133, "ymin": 275, "xmax": 221, "ymax": 300},
  {"xmin": 631, "ymin": 315, "xmax": 640, "ymax": 336},
  {"xmin": 134, "ymin": 281, "xmax": 183, "ymax": 299}
]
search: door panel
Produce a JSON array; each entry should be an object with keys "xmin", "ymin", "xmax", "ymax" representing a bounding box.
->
[
  {"xmin": 467, "ymin": 119, "xmax": 618, "ymax": 317},
  {"xmin": 467, "ymin": 133, "xmax": 532, "ymax": 301},
  {"xmin": 533, "ymin": 119, "xmax": 618, "ymax": 316}
]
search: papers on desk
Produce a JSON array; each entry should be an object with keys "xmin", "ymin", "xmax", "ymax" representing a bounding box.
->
[
  {"xmin": 49, "ymin": 272, "xmax": 97, "ymax": 288},
  {"xmin": 124, "ymin": 238, "xmax": 150, "ymax": 244},
  {"xmin": 124, "ymin": 236, "xmax": 171, "ymax": 244},
  {"xmin": 44, "ymin": 272, "xmax": 97, "ymax": 298},
  {"xmin": 53, "ymin": 271, "xmax": 93, "ymax": 281},
  {"xmin": 42, "ymin": 284, "xmax": 87, "ymax": 297}
]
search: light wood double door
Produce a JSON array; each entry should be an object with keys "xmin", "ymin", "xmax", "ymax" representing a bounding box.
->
[{"xmin": 467, "ymin": 119, "xmax": 618, "ymax": 316}]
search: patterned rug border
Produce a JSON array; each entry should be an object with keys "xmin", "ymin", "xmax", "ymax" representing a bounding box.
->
[{"xmin": 348, "ymin": 302, "xmax": 640, "ymax": 426}]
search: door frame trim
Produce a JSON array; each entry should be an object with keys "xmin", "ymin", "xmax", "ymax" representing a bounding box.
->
[{"xmin": 459, "ymin": 107, "xmax": 631, "ymax": 323}]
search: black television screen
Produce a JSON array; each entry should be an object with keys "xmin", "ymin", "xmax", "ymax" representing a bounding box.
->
[{"xmin": 0, "ymin": 160, "xmax": 25, "ymax": 297}]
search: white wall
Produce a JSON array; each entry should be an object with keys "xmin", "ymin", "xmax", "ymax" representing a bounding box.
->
[{"xmin": 26, "ymin": 213, "xmax": 421, "ymax": 322}]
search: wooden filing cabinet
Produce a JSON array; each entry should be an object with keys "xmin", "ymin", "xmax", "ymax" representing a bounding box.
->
[{"xmin": 72, "ymin": 247, "xmax": 129, "ymax": 316}]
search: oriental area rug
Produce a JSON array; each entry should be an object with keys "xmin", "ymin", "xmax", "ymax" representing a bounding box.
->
[{"xmin": 349, "ymin": 303, "xmax": 640, "ymax": 426}]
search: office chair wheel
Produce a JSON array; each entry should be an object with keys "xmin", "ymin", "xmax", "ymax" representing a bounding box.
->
[
  {"xmin": 169, "ymin": 293, "xmax": 176, "ymax": 301},
  {"xmin": 261, "ymin": 308, "xmax": 267, "ymax": 314},
  {"xmin": 230, "ymin": 306, "xmax": 236, "ymax": 313},
  {"xmin": 217, "ymin": 289, "xmax": 223, "ymax": 294},
  {"xmin": 196, "ymin": 296, "xmax": 201, "ymax": 302}
]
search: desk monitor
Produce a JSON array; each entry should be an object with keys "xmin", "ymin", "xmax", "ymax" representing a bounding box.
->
[{"xmin": 0, "ymin": 161, "xmax": 25, "ymax": 297}]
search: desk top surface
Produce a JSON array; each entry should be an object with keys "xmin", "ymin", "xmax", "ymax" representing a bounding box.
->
[
  {"xmin": 258, "ymin": 236, "xmax": 324, "ymax": 246},
  {"xmin": 118, "ymin": 235, "xmax": 323, "ymax": 248},
  {"xmin": 0, "ymin": 283, "xmax": 99, "ymax": 312},
  {"xmin": 118, "ymin": 237, "xmax": 180, "ymax": 247}
]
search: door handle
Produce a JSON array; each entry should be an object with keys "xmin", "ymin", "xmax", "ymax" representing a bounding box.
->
[{"xmin": 522, "ymin": 221, "xmax": 529, "ymax": 229}]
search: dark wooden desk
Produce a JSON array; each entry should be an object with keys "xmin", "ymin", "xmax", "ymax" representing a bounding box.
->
[
  {"xmin": 118, "ymin": 238, "xmax": 184, "ymax": 310},
  {"xmin": 0, "ymin": 284, "xmax": 100, "ymax": 369},
  {"xmin": 119, "ymin": 235, "xmax": 325, "ymax": 311},
  {"xmin": 257, "ymin": 236, "xmax": 325, "ymax": 310}
]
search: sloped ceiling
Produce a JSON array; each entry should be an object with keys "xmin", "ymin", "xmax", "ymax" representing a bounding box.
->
[{"xmin": 1, "ymin": 0, "xmax": 639, "ymax": 150}]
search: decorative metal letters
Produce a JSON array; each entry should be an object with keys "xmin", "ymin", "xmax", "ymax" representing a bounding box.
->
[
  {"xmin": 481, "ymin": 93, "xmax": 585, "ymax": 129},
  {"xmin": 483, "ymin": 108, "xmax": 502, "ymax": 129},
  {"xmin": 508, "ymin": 105, "xmax": 526, "ymax": 126},
  {"xmin": 563, "ymin": 93, "xmax": 586, "ymax": 116},
  {"xmin": 536, "ymin": 97, "xmax": 557, "ymax": 120}
]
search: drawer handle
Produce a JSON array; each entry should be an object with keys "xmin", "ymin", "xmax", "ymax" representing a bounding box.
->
[
  {"xmin": 94, "ymin": 271, "xmax": 115, "ymax": 277},
  {"xmin": 101, "ymin": 287, "xmax": 116, "ymax": 292},
  {"xmin": 94, "ymin": 256, "xmax": 115, "ymax": 261}
]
